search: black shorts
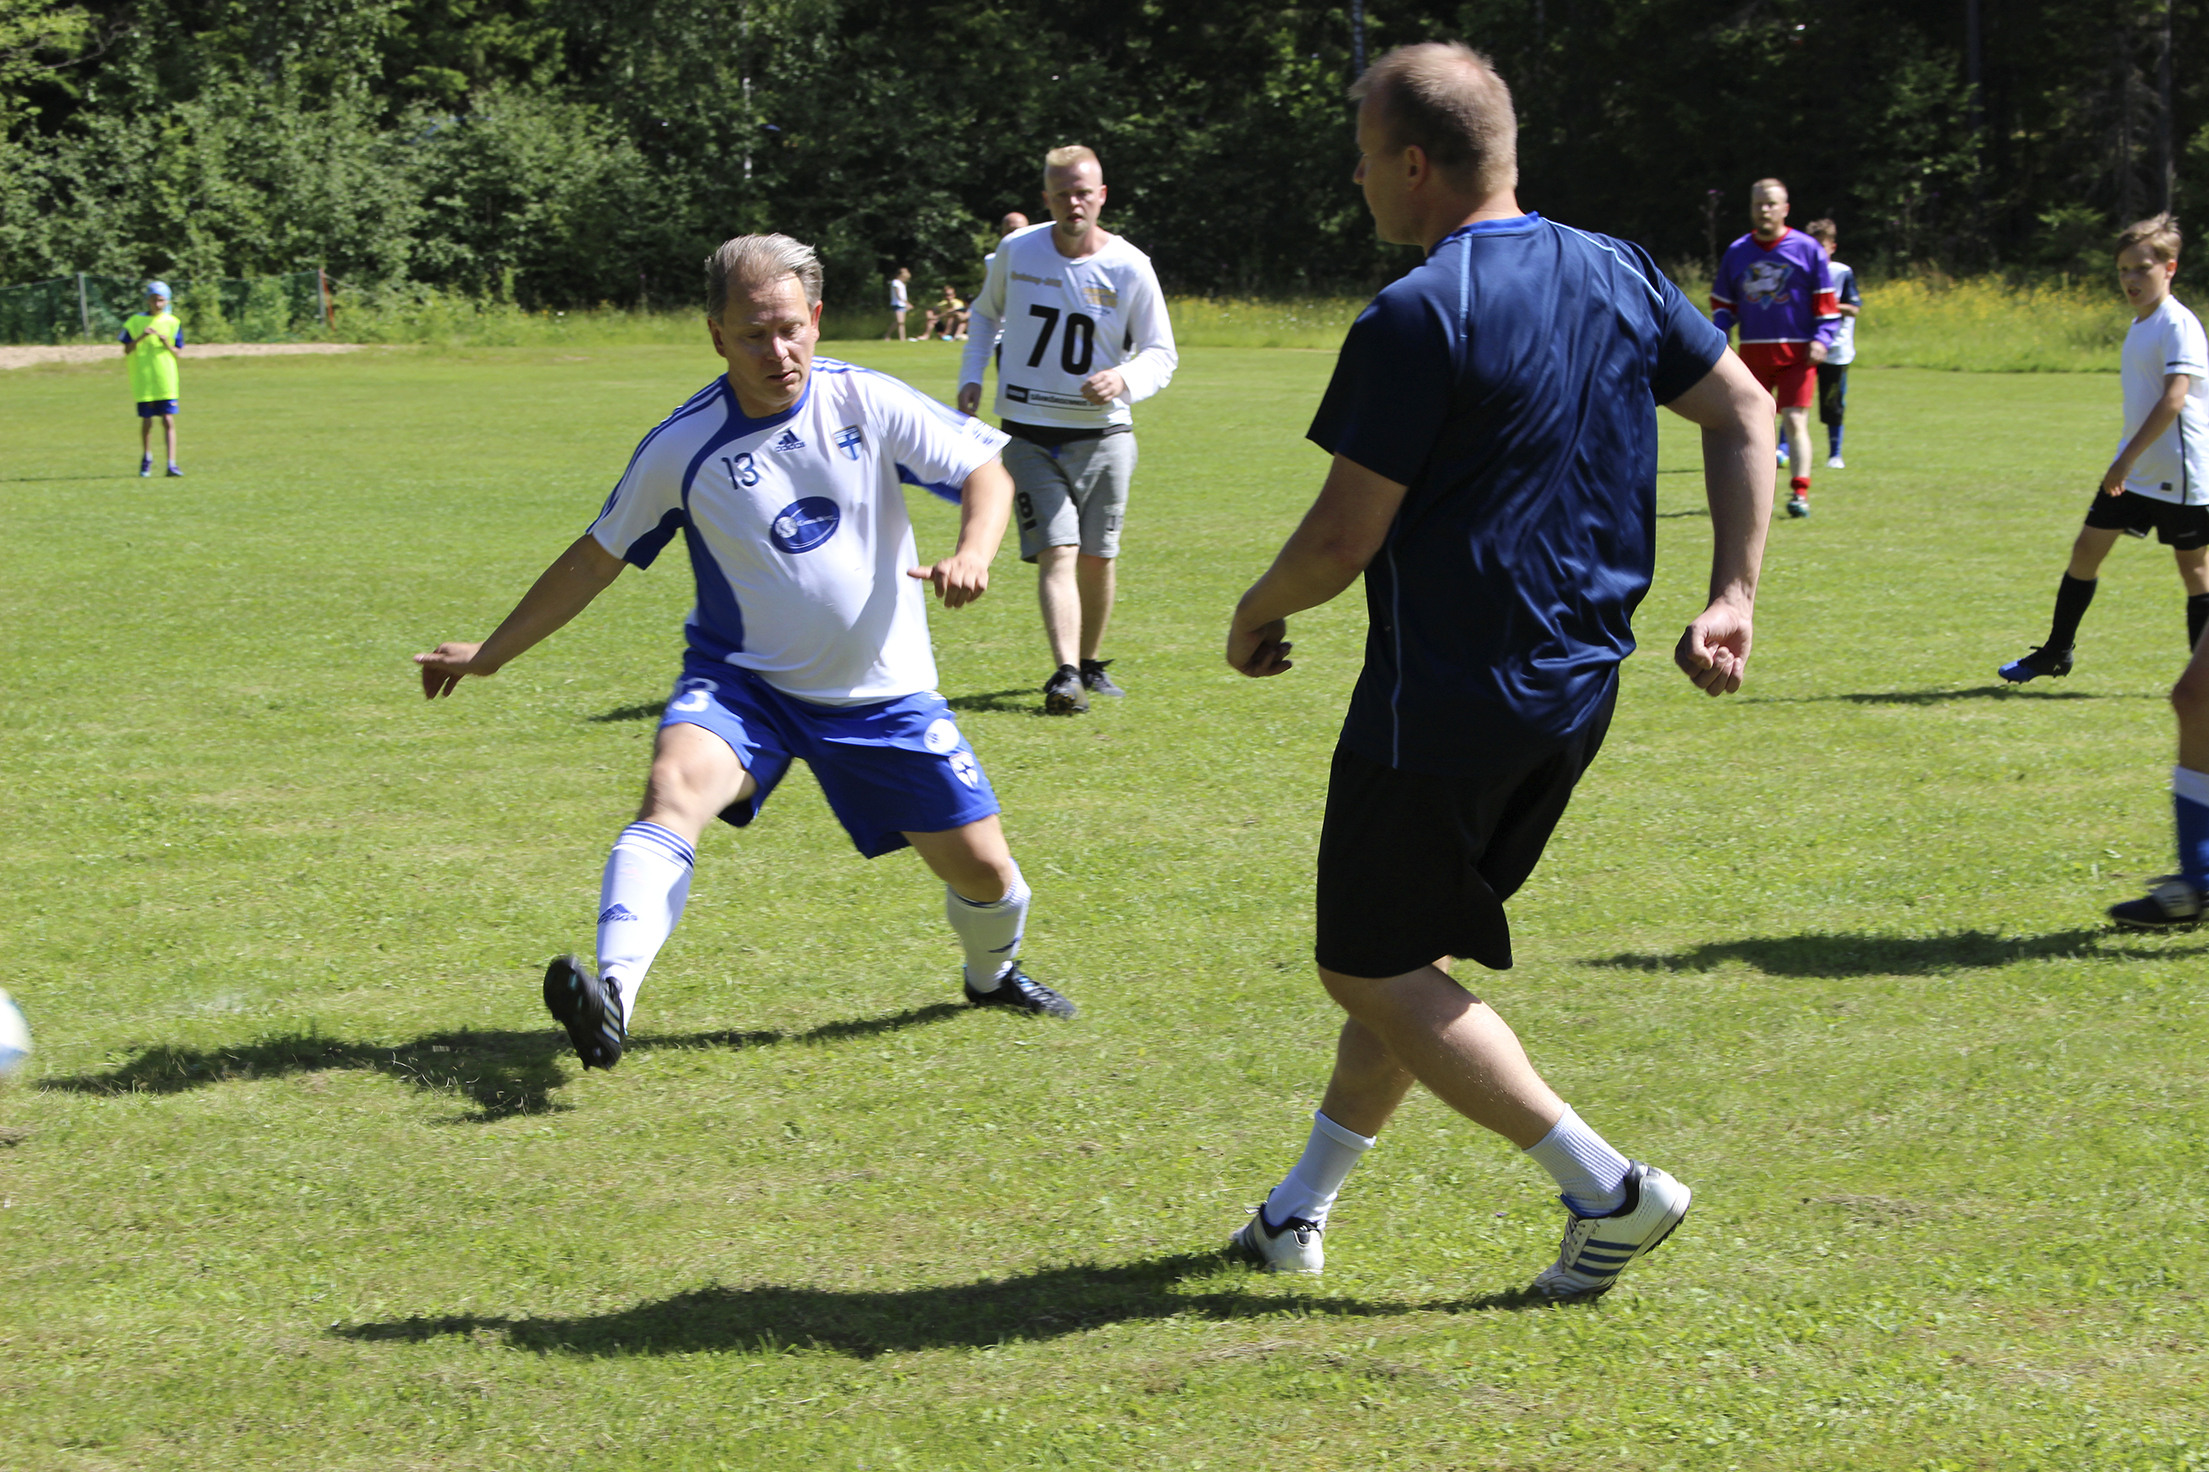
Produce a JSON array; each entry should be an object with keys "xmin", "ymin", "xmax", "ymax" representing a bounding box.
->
[
  {"xmin": 1816, "ymin": 363, "xmax": 1848, "ymax": 426},
  {"xmin": 1314, "ymin": 685, "xmax": 1616, "ymax": 978},
  {"xmin": 2082, "ymin": 488, "xmax": 2209, "ymax": 549}
]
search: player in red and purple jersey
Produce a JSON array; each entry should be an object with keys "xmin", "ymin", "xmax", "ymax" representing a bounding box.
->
[{"xmin": 1710, "ymin": 177, "xmax": 1840, "ymax": 519}]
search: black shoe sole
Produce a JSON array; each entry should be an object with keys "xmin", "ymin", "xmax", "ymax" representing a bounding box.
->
[
  {"xmin": 1043, "ymin": 690, "xmax": 1088, "ymax": 715},
  {"xmin": 544, "ymin": 954, "xmax": 622, "ymax": 1069}
]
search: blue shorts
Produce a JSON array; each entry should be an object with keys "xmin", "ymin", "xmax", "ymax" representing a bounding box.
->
[
  {"xmin": 660, "ymin": 660, "xmax": 999, "ymax": 858},
  {"xmin": 136, "ymin": 400, "xmax": 179, "ymax": 418}
]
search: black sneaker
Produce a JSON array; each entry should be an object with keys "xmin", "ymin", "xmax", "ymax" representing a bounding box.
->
[
  {"xmin": 1998, "ymin": 644, "xmax": 2074, "ymax": 683},
  {"xmin": 1079, "ymin": 659, "xmax": 1126, "ymax": 698},
  {"xmin": 963, "ymin": 965, "xmax": 1077, "ymax": 1018},
  {"xmin": 1042, "ymin": 664, "xmax": 1088, "ymax": 715},
  {"xmin": 2108, "ymin": 875, "xmax": 2205, "ymax": 929},
  {"xmin": 543, "ymin": 954, "xmax": 625, "ymax": 1068}
]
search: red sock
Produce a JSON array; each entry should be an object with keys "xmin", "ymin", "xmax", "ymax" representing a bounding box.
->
[{"xmin": 1790, "ymin": 474, "xmax": 1810, "ymax": 494}]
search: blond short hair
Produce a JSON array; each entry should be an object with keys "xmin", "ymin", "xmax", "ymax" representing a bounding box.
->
[
  {"xmin": 704, "ymin": 234, "xmax": 823, "ymax": 319},
  {"xmin": 2118, "ymin": 213, "xmax": 2183, "ymax": 263},
  {"xmin": 1349, "ymin": 42, "xmax": 1517, "ymax": 196},
  {"xmin": 1043, "ymin": 144, "xmax": 1099, "ymax": 180},
  {"xmin": 1751, "ymin": 177, "xmax": 1788, "ymax": 200}
]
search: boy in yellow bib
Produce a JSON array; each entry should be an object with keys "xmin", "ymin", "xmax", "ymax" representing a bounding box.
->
[{"xmin": 121, "ymin": 281, "xmax": 184, "ymax": 477}]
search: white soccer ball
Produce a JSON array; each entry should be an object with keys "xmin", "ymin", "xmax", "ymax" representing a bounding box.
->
[{"xmin": 0, "ymin": 988, "xmax": 31, "ymax": 1078}]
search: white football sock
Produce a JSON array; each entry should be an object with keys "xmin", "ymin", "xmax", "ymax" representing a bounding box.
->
[
  {"xmin": 1265, "ymin": 1111, "xmax": 1376, "ymax": 1229},
  {"xmin": 594, "ymin": 821, "xmax": 695, "ymax": 1026},
  {"xmin": 1524, "ymin": 1105, "xmax": 1631, "ymax": 1216},
  {"xmin": 945, "ymin": 862, "xmax": 1028, "ymax": 990}
]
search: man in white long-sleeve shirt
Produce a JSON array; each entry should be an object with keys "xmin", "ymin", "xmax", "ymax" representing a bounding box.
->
[{"xmin": 959, "ymin": 145, "xmax": 1178, "ymax": 714}]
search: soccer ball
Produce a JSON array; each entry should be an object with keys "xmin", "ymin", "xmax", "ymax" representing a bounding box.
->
[{"xmin": 0, "ymin": 989, "xmax": 30, "ymax": 1078}]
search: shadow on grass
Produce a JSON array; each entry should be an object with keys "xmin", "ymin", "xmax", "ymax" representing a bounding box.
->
[
  {"xmin": 944, "ymin": 688, "xmax": 1049, "ymax": 716},
  {"xmin": 38, "ymin": 1004, "xmax": 966, "ymax": 1123},
  {"xmin": 1751, "ymin": 685, "xmax": 2120, "ymax": 705},
  {"xmin": 1586, "ymin": 927, "xmax": 2205, "ymax": 978},
  {"xmin": 588, "ymin": 700, "xmax": 665, "ymax": 723},
  {"xmin": 336, "ymin": 1252, "xmax": 1541, "ymax": 1358}
]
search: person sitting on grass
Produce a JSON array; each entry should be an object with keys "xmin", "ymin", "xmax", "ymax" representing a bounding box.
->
[
  {"xmin": 415, "ymin": 233, "xmax": 1077, "ymax": 1076},
  {"xmin": 121, "ymin": 281, "xmax": 184, "ymax": 477},
  {"xmin": 2000, "ymin": 214, "xmax": 2209, "ymax": 685},
  {"xmin": 923, "ymin": 284, "xmax": 967, "ymax": 341}
]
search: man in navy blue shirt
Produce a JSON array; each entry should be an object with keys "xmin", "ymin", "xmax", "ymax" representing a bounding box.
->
[{"xmin": 1222, "ymin": 42, "xmax": 1774, "ymax": 1301}]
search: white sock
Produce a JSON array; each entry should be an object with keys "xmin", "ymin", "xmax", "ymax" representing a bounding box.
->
[
  {"xmin": 1264, "ymin": 1111, "xmax": 1376, "ymax": 1229},
  {"xmin": 594, "ymin": 821, "xmax": 695, "ymax": 1026},
  {"xmin": 945, "ymin": 862, "xmax": 1028, "ymax": 990},
  {"xmin": 1524, "ymin": 1105, "xmax": 1631, "ymax": 1216}
]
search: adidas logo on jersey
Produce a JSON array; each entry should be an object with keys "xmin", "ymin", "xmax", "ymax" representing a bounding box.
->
[{"xmin": 770, "ymin": 429, "xmax": 807, "ymax": 452}]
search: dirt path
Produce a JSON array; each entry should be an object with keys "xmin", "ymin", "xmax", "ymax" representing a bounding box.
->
[{"xmin": 0, "ymin": 342, "xmax": 369, "ymax": 370}]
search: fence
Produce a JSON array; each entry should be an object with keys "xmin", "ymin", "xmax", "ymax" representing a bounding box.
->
[{"xmin": 0, "ymin": 270, "xmax": 332, "ymax": 344}]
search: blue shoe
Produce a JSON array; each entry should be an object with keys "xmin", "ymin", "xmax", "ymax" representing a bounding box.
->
[
  {"xmin": 1079, "ymin": 658, "xmax": 1126, "ymax": 698},
  {"xmin": 1998, "ymin": 645, "xmax": 2072, "ymax": 683},
  {"xmin": 963, "ymin": 964, "xmax": 1077, "ymax": 1018},
  {"xmin": 165, "ymin": 464, "xmax": 182, "ymax": 477},
  {"xmin": 139, "ymin": 454, "xmax": 151, "ymax": 477}
]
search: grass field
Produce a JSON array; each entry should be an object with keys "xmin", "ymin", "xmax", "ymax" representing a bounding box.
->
[{"xmin": 2, "ymin": 340, "xmax": 2206, "ymax": 1471}]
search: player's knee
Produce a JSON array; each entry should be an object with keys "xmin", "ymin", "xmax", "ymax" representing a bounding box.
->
[{"xmin": 2172, "ymin": 669, "xmax": 2209, "ymax": 726}]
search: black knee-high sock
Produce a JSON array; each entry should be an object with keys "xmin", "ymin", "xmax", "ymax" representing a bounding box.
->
[
  {"xmin": 2048, "ymin": 574, "xmax": 2096, "ymax": 650},
  {"xmin": 2187, "ymin": 593, "xmax": 2209, "ymax": 651}
]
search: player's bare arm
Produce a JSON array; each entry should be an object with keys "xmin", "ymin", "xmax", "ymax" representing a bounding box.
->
[
  {"xmin": 908, "ymin": 459, "xmax": 1014, "ymax": 609},
  {"xmin": 2103, "ymin": 372, "xmax": 2193, "ymax": 495},
  {"xmin": 1079, "ymin": 368, "xmax": 1127, "ymax": 406},
  {"xmin": 414, "ymin": 533, "xmax": 625, "ymax": 697},
  {"xmin": 1227, "ymin": 454, "xmax": 1410, "ymax": 678},
  {"xmin": 1661, "ymin": 349, "xmax": 1772, "ymax": 695}
]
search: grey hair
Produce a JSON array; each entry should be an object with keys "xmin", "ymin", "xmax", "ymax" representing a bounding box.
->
[
  {"xmin": 704, "ymin": 233, "xmax": 823, "ymax": 319},
  {"xmin": 1349, "ymin": 42, "xmax": 1518, "ymax": 196}
]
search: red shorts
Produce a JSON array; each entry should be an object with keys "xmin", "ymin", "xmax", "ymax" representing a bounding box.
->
[{"xmin": 1739, "ymin": 342, "xmax": 1816, "ymax": 409}]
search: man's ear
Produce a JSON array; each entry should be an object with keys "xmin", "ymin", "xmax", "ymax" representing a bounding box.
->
[{"xmin": 1401, "ymin": 142, "xmax": 1432, "ymax": 191}]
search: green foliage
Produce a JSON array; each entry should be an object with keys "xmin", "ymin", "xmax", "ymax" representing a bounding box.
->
[{"xmin": 3, "ymin": 346, "xmax": 2208, "ymax": 1467}]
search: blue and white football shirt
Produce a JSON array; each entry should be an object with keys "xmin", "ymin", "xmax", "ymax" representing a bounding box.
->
[{"xmin": 588, "ymin": 361, "xmax": 1009, "ymax": 704}]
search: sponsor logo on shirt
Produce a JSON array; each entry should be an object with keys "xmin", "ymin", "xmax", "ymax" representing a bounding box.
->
[
  {"xmin": 1010, "ymin": 271, "xmax": 1064, "ymax": 287},
  {"xmin": 768, "ymin": 496, "xmax": 842, "ymax": 554},
  {"xmin": 770, "ymin": 429, "xmax": 807, "ymax": 452},
  {"xmin": 922, "ymin": 718, "xmax": 962, "ymax": 754},
  {"xmin": 1080, "ymin": 285, "xmax": 1119, "ymax": 309},
  {"xmin": 949, "ymin": 750, "xmax": 980, "ymax": 789},
  {"xmin": 1743, "ymin": 259, "xmax": 1796, "ymax": 307},
  {"xmin": 1006, "ymin": 384, "xmax": 1093, "ymax": 409},
  {"xmin": 834, "ymin": 425, "xmax": 865, "ymax": 460}
]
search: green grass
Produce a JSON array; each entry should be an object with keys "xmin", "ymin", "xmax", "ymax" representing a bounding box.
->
[
  {"xmin": 307, "ymin": 272, "xmax": 2147, "ymax": 374},
  {"xmin": 2, "ymin": 343, "xmax": 2205, "ymax": 1470}
]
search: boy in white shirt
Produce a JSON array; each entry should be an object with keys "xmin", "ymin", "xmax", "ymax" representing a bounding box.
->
[{"xmin": 2000, "ymin": 213, "xmax": 2209, "ymax": 686}]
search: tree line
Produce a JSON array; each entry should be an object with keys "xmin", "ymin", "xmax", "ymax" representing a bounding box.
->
[{"xmin": 0, "ymin": 0, "xmax": 2198, "ymax": 311}]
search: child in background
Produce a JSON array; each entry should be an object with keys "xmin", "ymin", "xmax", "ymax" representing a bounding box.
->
[
  {"xmin": 121, "ymin": 281, "xmax": 184, "ymax": 477},
  {"xmin": 2001, "ymin": 214, "xmax": 2209, "ymax": 687},
  {"xmin": 1803, "ymin": 219, "xmax": 1860, "ymax": 468}
]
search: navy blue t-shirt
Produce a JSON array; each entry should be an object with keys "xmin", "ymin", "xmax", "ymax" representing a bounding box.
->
[{"xmin": 1309, "ymin": 213, "xmax": 1726, "ymax": 775}]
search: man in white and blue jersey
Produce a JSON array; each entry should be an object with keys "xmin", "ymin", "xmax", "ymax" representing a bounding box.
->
[
  {"xmin": 1219, "ymin": 44, "xmax": 1773, "ymax": 1301},
  {"xmin": 416, "ymin": 234, "xmax": 1076, "ymax": 1072}
]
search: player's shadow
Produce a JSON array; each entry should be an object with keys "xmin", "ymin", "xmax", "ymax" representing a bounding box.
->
[
  {"xmin": 38, "ymin": 1004, "xmax": 965, "ymax": 1123},
  {"xmin": 335, "ymin": 1254, "xmax": 1541, "ymax": 1359},
  {"xmin": 588, "ymin": 701, "xmax": 665, "ymax": 723},
  {"xmin": 1584, "ymin": 926, "xmax": 2197, "ymax": 979},
  {"xmin": 944, "ymin": 688, "xmax": 1049, "ymax": 716},
  {"xmin": 1753, "ymin": 685, "xmax": 2114, "ymax": 705}
]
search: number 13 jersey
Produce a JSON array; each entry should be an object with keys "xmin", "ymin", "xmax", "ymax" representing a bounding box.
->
[
  {"xmin": 587, "ymin": 362, "xmax": 1010, "ymax": 705},
  {"xmin": 961, "ymin": 223, "xmax": 1178, "ymax": 430}
]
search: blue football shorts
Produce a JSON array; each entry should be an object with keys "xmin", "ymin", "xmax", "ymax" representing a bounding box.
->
[
  {"xmin": 136, "ymin": 399, "xmax": 180, "ymax": 418},
  {"xmin": 658, "ymin": 659, "xmax": 999, "ymax": 858}
]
